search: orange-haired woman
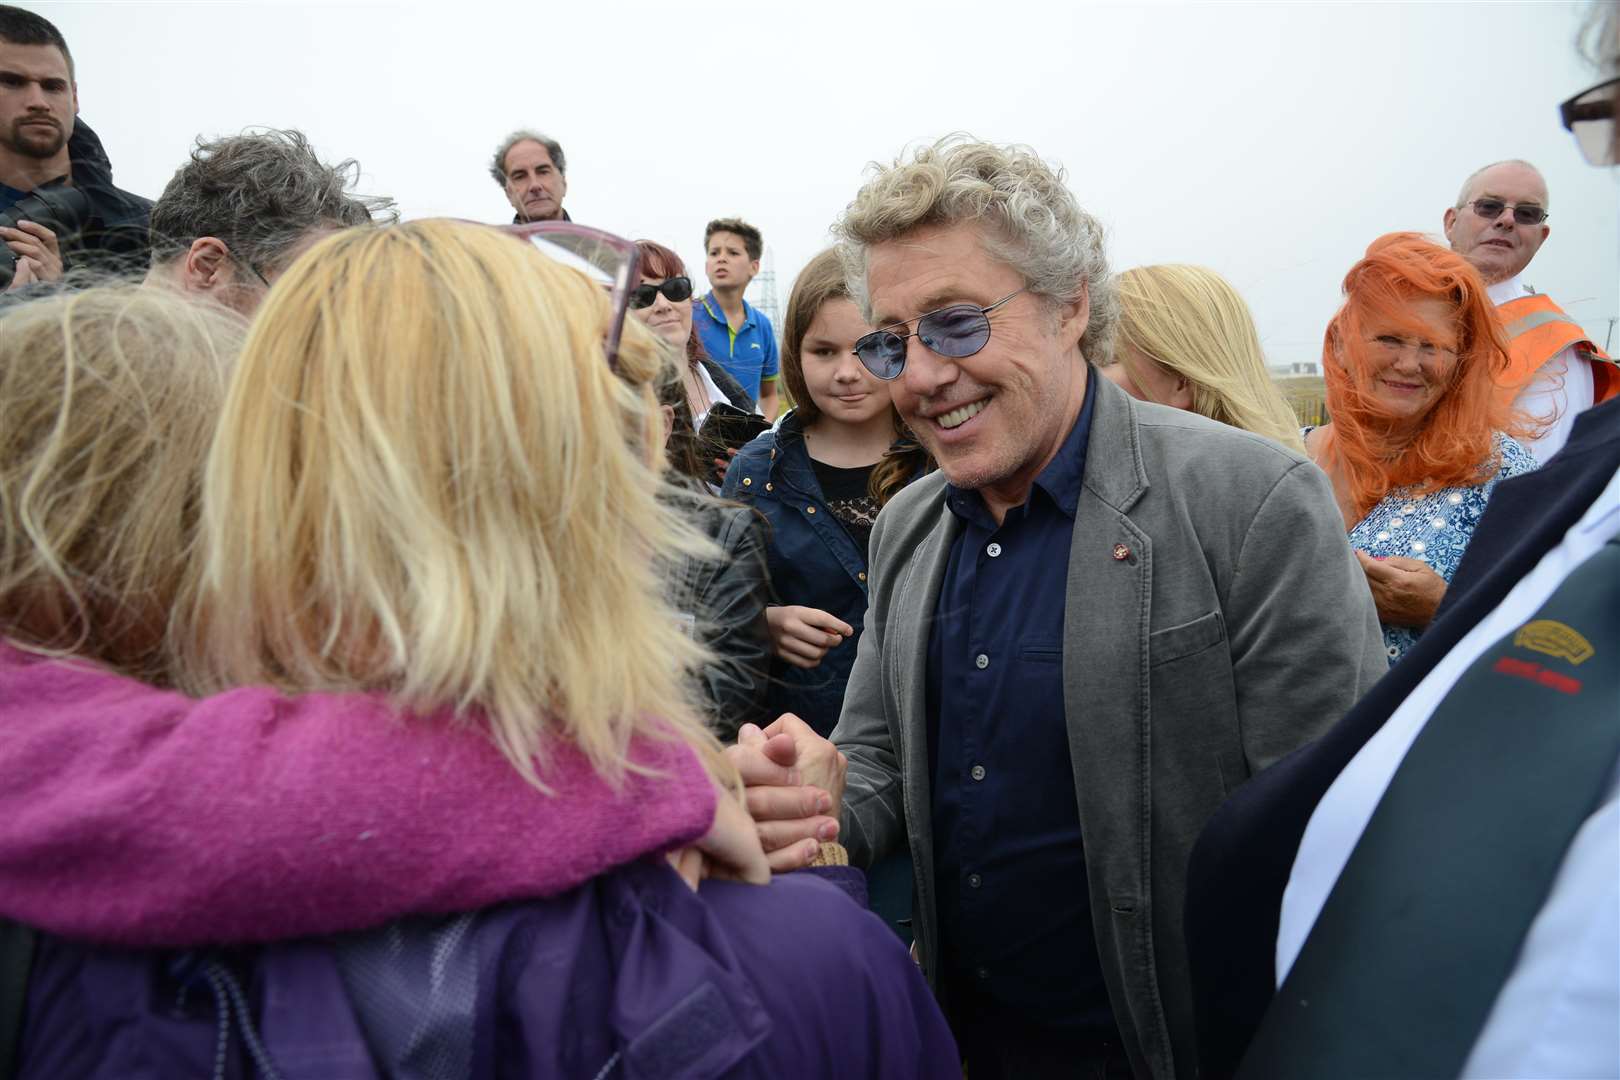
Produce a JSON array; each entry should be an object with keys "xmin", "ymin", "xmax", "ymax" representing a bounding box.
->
[{"xmin": 1305, "ymin": 232, "xmax": 1537, "ymax": 663}]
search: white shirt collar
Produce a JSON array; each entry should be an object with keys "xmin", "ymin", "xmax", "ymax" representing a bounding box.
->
[{"xmin": 1487, "ymin": 272, "xmax": 1531, "ymax": 306}]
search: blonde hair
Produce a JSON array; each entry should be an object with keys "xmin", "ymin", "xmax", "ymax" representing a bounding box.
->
[
  {"xmin": 1112, "ymin": 265, "xmax": 1305, "ymax": 453},
  {"xmin": 179, "ymin": 219, "xmax": 727, "ymax": 788},
  {"xmin": 0, "ymin": 285, "xmax": 241, "ymax": 683},
  {"xmin": 835, "ymin": 135, "xmax": 1119, "ymax": 366}
]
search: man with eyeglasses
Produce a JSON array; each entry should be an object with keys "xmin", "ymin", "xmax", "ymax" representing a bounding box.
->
[
  {"xmin": 145, "ymin": 129, "xmax": 395, "ymax": 316},
  {"xmin": 726, "ymin": 137, "xmax": 1385, "ymax": 1080},
  {"xmin": 1442, "ymin": 158, "xmax": 1615, "ymax": 463},
  {"xmin": 0, "ymin": 5, "xmax": 150, "ymax": 292}
]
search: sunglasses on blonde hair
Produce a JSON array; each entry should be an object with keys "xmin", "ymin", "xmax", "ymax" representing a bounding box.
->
[{"xmin": 501, "ymin": 221, "xmax": 640, "ymax": 370}]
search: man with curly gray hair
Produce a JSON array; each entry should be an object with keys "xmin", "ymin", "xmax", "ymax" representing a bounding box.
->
[
  {"xmin": 146, "ymin": 128, "xmax": 395, "ymax": 315},
  {"xmin": 728, "ymin": 136, "xmax": 1385, "ymax": 1080}
]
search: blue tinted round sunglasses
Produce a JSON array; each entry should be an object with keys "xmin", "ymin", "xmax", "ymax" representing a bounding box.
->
[{"xmin": 853, "ymin": 286, "xmax": 1029, "ymax": 380}]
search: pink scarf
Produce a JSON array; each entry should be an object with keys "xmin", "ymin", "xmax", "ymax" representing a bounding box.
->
[{"xmin": 0, "ymin": 644, "xmax": 716, "ymax": 946}]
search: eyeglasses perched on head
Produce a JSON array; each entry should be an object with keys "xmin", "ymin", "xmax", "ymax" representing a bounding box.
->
[
  {"xmin": 1463, "ymin": 198, "xmax": 1548, "ymax": 226},
  {"xmin": 629, "ymin": 275, "xmax": 693, "ymax": 309},
  {"xmin": 1560, "ymin": 75, "xmax": 1619, "ymax": 167},
  {"xmin": 853, "ymin": 286, "xmax": 1029, "ymax": 380},
  {"xmin": 500, "ymin": 221, "xmax": 640, "ymax": 371}
]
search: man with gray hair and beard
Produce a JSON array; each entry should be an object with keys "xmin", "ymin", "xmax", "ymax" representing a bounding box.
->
[
  {"xmin": 726, "ymin": 137, "xmax": 1385, "ymax": 1079},
  {"xmin": 146, "ymin": 128, "xmax": 396, "ymax": 315}
]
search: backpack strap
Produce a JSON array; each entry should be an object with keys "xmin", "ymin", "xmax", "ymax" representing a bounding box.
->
[{"xmin": 0, "ymin": 918, "xmax": 35, "ymax": 1080}]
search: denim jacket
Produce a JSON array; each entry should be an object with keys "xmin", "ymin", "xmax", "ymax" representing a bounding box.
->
[{"xmin": 721, "ymin": 411, "xmax": 874, "ymax": 736}]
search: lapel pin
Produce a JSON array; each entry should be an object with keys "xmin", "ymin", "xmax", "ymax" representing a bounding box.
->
[{"xmin": 1112, "ymin": 543, "xmax": 1131, "ymax": 561}]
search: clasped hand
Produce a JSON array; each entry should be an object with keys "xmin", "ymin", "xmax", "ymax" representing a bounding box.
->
[
  {"xmin": 667, "ymin": 713, "xmax": 848, "ymax": 885},
  {"xmin": 1, "ymin": 220, "xmax": 63, "ymax": 291},
  {"xmin": 724, "ymin": 714, "xmax": 848, "ymax": 871},
  {"xmin": 1355, "ymin": 550, "xmax": 1447, "ymax": 629}
]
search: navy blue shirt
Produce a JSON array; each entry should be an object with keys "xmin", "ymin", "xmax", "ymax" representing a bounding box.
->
[
  {"xmin": 0, "ymin": 183, "xmax": 27, "ymax": 211},
  {"xmin": 926, "ymin": 372, "xmax": 1114, "ymax": 1034}
]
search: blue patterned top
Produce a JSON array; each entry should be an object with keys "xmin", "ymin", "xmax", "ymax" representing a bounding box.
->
[{"xmin": 1307, "ymin": 430, "xmax": 1538, "ymax": 664}]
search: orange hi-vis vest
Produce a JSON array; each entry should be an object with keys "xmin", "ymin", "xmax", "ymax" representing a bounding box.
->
[{"xmin": 1494, "ymin": 293, "xmax": 1617, "ymax": 406}]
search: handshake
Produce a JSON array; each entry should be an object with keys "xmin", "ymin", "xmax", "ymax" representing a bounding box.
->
[
  {"xmin": 679, "ymin": 714, "xmax": 849, "ymax": 887},
  {"xmin": 726, "ymin": 715, "xmax": 850, "ymax": 871}
]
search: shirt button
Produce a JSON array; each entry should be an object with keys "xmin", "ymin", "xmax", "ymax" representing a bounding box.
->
[
  {"xmin": 987, "ymin": 542, "xmax": 1002, "ymax": 557},
  {"xmin": 764, "ymin": 482, "xmax": 773, "ymax": 491},
  {"xmin": 806, "ymin": 506, "xmax": 816, "ymax": 514},
  {"xmin": 858, "ymin": 572, "xmax": 867, "ymax": 582},
  {"xmin": 970, "ymin": 764, "xmax": 986, "ymax": 781},
  {"xmin": 976, "ymin": 967, "xmax": 990, "ymax": 980},
  {"xmin": 975, "ymin": 653, "xmax": 989, "ymax": 669},
  {"xmin": 741, "ymin": 477, "xmax": 752, "ymax": 487},
  {"xmin": 968, "ymin": 873, "xmax": 983, "ymax": 889}
]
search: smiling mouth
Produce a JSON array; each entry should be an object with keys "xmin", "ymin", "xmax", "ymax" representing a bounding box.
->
[{"xmin": 934, "ymin": 399, "xmax": 987, "ymax": 430}]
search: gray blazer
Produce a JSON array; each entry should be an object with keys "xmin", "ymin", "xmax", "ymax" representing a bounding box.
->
[{"xmin": 830, "ymin": 373, "xmax": 1386, "ymax": 1080}]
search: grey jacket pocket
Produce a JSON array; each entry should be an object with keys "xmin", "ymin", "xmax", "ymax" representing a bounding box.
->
[{"xmin": 1147, "ymin": 610, "xmax": 1225, "ymax": 667}]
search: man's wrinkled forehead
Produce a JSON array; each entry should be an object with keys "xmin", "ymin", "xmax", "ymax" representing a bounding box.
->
[{"xmin": 867, "ymin": 224, "xmax": 1002, "ymax": 325}]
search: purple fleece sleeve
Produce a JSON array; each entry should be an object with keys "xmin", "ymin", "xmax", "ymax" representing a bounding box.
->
[{"xmin": 0, "ymin": 645, "xmax": 717, "ymax": 946}]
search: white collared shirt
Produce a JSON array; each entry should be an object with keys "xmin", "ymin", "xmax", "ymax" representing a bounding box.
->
[
  {"xmin": 1278, "ymin": 464, "xmax": 1620, "ymax": 1079},
  {"xmin": 1490, "ymin": 274, "xmax": 1596, "ymax": 466}
]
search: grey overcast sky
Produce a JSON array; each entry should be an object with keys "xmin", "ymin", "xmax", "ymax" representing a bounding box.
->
[{"xmin": 40, "ymin": 0, "xmax": 1620, "ymax": 361}]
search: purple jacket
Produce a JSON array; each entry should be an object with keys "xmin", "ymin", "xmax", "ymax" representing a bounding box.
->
[{"xmin": 20, "ymin": 861, "xmax": 957, "ymax": 1079}]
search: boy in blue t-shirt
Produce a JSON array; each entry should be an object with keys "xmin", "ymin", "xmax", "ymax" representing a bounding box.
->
[{"xmin": 694, "ymin": 217, "xmax": 779, "ymax": 418}]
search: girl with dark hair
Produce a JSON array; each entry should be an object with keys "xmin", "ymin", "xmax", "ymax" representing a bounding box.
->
[
  {"xmin": 722, "ymin": 247, "xmax": 931, "ymax": 735},
  {"xmin": 721, "ymin": 248, "xmax": 932, "ymax": 942}
]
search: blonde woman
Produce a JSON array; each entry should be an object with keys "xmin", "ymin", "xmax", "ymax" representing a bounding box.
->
[
  {"xmin": 7, "ymin": 227, "xmax": 955, "ymax": 1076},
  {"xmin": 0, "ymin": 284, "xmax": 739, "ymax": 947},
  {"xmin": 1101, "ymin": 264, "xmax": 1306, "ymax": 453}
]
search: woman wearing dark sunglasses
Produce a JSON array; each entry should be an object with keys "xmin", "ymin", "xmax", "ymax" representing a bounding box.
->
[{"xmin": 631, "ymin": 239, "xmax": 753, "ymax": 428}]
